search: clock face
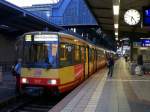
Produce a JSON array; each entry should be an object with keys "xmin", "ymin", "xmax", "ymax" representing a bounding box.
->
[{"xmin": 124, "ymin": 9, "xmax": 140, "ymax": 25}]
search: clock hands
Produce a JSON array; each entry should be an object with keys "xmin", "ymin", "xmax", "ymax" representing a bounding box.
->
[{"xmin": 131, "ymin": 16, "xmax": 136, "ymax": 24}]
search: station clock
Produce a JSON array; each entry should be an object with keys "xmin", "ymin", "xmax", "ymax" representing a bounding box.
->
[{"xmin": 124, "ymin": 9, "xmax": 140, "ymax": 25}]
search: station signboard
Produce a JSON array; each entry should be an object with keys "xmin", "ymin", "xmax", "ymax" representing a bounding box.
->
[
  {"xmin": 143, "ymin": 7, "xmax": 150, "ymax": 26},
  {"xmin": 141, "ymin": 39, "xmax": 150, "ymax": 47}
]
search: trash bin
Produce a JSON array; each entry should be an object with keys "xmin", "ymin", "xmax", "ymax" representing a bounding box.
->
[
  {"xmin": 135, "ymin": 65, "xmax": 142, "ymax": 75},
  {"xmin": 0, "ymin": 66, "xmax": 2, "ymax": 83}
]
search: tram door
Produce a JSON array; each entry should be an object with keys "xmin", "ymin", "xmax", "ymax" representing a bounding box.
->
[
  {"xmin": 85, "ymin": 47, "xmax": 89, "ymax": 78},
  {"xmin": 81, "ymin": 47, "xmax": 86, "ymax": 79}
]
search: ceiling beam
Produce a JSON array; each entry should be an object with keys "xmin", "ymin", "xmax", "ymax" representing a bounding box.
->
[
  {"xmin": 91, "ymin": 7, "xmax": 112, "ymax": 10},
  {"xmin": 96, "ymin": 16, "xmax": 112, "ymax": 19}
]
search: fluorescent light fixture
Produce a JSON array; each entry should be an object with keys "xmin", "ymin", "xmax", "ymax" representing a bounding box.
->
[
  {"xmin": 140, "ymin": 38, "xmax": 150, "ymax": 39},
  {"xmin": 114, "ymin": 24, "xmax": 119, "ymax": 28},
  {"xmin": 115, "ymin": 32, "xmax": 118, "ymax": 35},
  {"xmin": 113, "ymin": 5, "xmax": 119, "ymax": 15},
  {"xmin": 0, "ymin": 25, "xmax": 9, "ymax": 28}
]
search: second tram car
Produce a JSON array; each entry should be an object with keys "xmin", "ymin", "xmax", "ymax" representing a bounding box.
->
[{"xmin": 17, "ymin": 31, "xmax": 107, "ymax": 94}]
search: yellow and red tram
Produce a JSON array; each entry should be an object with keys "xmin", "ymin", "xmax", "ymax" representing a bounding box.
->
[{"xmin": 17, "ymin": 31, "xmax": 107, "ymax": 94}]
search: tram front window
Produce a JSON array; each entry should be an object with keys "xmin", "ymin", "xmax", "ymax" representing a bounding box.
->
[{"xmin": 23, "ymin": 43, "xmax": 58, "ymax": 68}]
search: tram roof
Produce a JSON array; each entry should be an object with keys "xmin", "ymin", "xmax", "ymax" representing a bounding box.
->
[{"xmin": 23, "ymin": 31, "xmax": 106, "ymax": 51}]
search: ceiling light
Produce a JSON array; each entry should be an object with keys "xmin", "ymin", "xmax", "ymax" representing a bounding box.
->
[
  {"xmin": 115, "ymin": 38, "xmax": 118, "ymax": 40},
  {"xmin": 115, "ymin": 32, "xmax": 118, "ymax": 35},
  {"xmin": 113, "ymin": 5, "xmax": 119, "ymax": 15},
  {"xmin": 140, "ymin": 38, "xmax": 150, "ymax": 39},
  {"xmin": 114, "ymin": 24, "xmax": 118, "ymax": 28}
]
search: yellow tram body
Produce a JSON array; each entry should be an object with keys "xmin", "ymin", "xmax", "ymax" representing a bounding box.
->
[{"xmin": 19, "ymin": 31, "xmax": 107, "ymax": 94}]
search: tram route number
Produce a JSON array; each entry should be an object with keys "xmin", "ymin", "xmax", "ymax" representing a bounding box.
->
[{"xmin": 34, "ymin": 69, "xmax": 42, "ymax": 77}]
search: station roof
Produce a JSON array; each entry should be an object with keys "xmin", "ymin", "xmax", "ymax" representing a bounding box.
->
[
  {"xmin": 0, "ymin": 0, "xmax": 64, "ymax": 37},
  {"xmin": 85, "ymin": 0, "xmax": 150, "ymax": 40}
]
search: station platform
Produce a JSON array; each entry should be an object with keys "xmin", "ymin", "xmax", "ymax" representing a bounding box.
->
[
  {"xmin": 50, "ymin": 58, "xmax": 150, "ymax": 112},
  {"xmin": 0, "ymin": 72, "xmax": 16, "ymax": 107}
]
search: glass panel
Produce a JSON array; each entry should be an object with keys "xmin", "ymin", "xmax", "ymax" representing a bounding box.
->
[
  {"xmin": 89, "ymin": 48, "xmax": 92, "ymax": 62},
  {"xmin": 23, "ymin": 43, "xmax": 58, "ymax": 68},
  {"xmin": 59, "ymin": 43, "xmax": 74, "ymax": 67},
  {"xmin": 74, "ymin": 45, "xmax": 81, "ymax": 64}
]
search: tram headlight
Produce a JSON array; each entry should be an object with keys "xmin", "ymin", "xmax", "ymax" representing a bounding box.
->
[
  {"xmin": 22, "ymin": 78, "xmax": 28, "ymax": 84},
  {"xmin": 48, "ymin": 79, "xmax": 57, "ymax": 85}
]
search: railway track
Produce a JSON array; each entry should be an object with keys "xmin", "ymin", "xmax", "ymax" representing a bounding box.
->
[{"xmin": 1, "ymin": 94, "xmax": 65, "ymax": 112}]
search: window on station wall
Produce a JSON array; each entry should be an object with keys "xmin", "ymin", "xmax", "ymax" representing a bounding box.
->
[{"xmin": 59, "ymin": 43, "xmax": 74, "ymax": 67}]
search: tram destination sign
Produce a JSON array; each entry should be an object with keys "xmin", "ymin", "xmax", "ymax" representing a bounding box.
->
[{"xmin": 34, "ymin": 34, "xmax": 58, "ymax": 41}]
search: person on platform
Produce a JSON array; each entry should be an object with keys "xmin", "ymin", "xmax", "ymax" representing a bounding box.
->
[
  {"xmin": 14, "ymin": 58, "xmax": 22, "ymax": 93},
  {"xmin": 137, "ymin": 54, "xmax": 144, "ymax": 76},
  {"xmin": 108, "ymin": 56, "xmax": 114, "ymax": 77},
  {"xmin": 124, "ymin": 55, "xmax": 128, "ymax": 62},
  {"xmin": 107, "ymin": 56, "xmax": 114, "ymax": 77}
]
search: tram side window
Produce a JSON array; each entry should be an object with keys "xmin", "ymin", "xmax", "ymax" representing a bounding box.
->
[
  {"xmin": 97, "ymin": 50, "xmax": 101, "ymax": 61},
  {"xmin": 89, "ymin": 48, "xmax": 92, "ymax": 62},
  {"xmin": 59, "ymin": 43, "xmax": 74, "ymax": 67},
  {"xmin": 74, "ymin": 45, "xmax": 81, "ymax": 64},
  {"xmin": 92, "ymin": 49, "xmax": 95, "ymax": 62}
]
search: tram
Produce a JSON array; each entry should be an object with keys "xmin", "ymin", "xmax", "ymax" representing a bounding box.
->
[{"xmin": 17, "ymin": 31, "xmax": 107, "ymax": 94}]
